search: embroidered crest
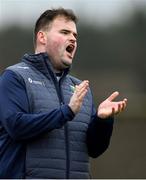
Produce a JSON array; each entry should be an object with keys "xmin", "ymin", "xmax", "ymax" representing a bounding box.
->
[{"xmin": 70, "ymin": 85, "xmax": 76, "ymax": 93}]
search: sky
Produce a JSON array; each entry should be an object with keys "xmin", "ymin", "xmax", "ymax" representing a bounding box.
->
[{"xmin": 1, "ymin": 0, "xmax": 146, "ymax": 28}]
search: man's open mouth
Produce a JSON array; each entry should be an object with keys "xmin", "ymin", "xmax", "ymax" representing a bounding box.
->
[{"xmin": 66, "ymin": 44, "xmax": 75, "ymax": 54}]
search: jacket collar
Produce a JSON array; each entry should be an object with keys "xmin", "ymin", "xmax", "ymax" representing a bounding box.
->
[{"xmin": 21, "ymin": 52, "xmax": 70, "ymax": 80}]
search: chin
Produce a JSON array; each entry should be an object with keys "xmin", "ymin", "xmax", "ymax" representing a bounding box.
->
[
  {"xmin": 62, "ymin": 62, "xmax": 72, "ymax": 69},
  {"xmin": 62, "ymin": 59, "xmax": 72, "ymax": 67},
  {"xmin": 61, "ymin": 63, "xmax": 71, "ymax": 70}
]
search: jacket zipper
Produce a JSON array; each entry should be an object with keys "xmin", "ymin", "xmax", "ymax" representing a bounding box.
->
[
  {"xmin": 58, "ymin": 79, "xmax": 70, "ymax": 179},
  {"xmin": 44, "ymin": 60, "xmax": 70, "ymax": 179}
]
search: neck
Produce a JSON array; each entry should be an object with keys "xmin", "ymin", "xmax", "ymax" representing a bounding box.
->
[
  {"xmin": 35, "ymin": 49, "xmax": 45, "ymax": 54},
  {"xmin": 35, "ymin": 49, "xmax": 63, "ymax": 73}
]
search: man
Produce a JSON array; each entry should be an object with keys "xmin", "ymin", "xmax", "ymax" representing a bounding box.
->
[{"xmin": 0, "ymin": 8, "xmax": 127, "ymax": 178}]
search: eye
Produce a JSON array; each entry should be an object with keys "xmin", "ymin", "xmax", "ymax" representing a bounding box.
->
[{"xmin": 60, "ymin": 30, "xmax": 69, "ymax": 35}]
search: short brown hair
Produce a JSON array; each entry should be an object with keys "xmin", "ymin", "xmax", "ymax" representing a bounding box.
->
[{"xmin": 34, "ymin": 8, "xmax": 78, "ymax": 45}]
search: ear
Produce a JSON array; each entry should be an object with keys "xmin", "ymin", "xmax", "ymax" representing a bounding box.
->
[{"xmin": 37, "ymin": 31, "xmax": 47, "ymax": 45}]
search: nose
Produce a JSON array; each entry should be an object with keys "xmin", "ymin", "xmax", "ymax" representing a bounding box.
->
[{"xmin": 70, "ymin": 33, "xmax": 77, "ymax": 43}]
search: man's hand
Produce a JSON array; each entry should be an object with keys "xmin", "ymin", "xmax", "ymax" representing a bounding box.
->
[
  {"xmin": 68, "ymin": 80, "xmax": 89, "ymax": 114},
  {"xmin": 97, "ymin": 91, "xmax": 127, "ymax": 119}
]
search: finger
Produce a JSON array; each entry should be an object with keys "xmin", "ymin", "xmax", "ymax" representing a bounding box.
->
[
  {"xmin": 78, "ymin": 80, "xmax": 89, "ymax": 87},
  {"xmin": 118, "ymin": 103, "xmax": 122, "ymax": 113},
  {"xmin": 120, "ymin": 102, "xmax": 125, "ymax": 112},
  {"xmin": 77, "ymin": 80, "xmax": 89, "ymax": 90},
  {"xmin": 107, "ymin": 91, "xmax": 119, "ymax": 101},
  {"xmin": 121, "ymin": 101, "xmax": 126, "ymax": 111},
  {"xmin": 124, "ymin": 98, "xmax": 128, "ymax": 105},
  {"xmin": 112, "ymin": 104, "xmax": 120, "ymax": 115},
  {"xmin": 117, "ymin": 102, "xmax": 124, "ymax": 113},
  {"xmin": 78, "ymin": 89, "xmax": 88, "ymax": 101},
  {"xmin": 116, "ymin": 101, "xmax": 126, "ymax": 114},
  {"xmin": 76, "ymin": 85, "xmax": 88, "ymax": 99},
  {"xmin": 121, "ymin": 98, "xmax": 127, "ymax": 111},
  {"xmin": 75, "ymin": 81, "xmax": 89, "ymax": 94}
]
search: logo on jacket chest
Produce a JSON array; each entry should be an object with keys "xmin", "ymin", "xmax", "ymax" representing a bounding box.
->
[
  {"xmin": 70, "ymin": 85, "xmax": 76, "ymax": 94},
  {"xmin": 28, "ymin": 78, "xmax": 45, "ymax": 86}
]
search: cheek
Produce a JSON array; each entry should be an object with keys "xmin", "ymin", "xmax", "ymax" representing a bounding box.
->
[
  {"xmin": 55, "ymin": 37, "xmax": 65, "ymax": 49},
  {"xmin": 51, "ymin": 41, "xmax": 64, "ymax": 54},
  {"xmin": 46, "ymin": 35, "xmax": 66, "ymax": 55},
  {"xmin": 49, "ymin": 35, "xmax": 64, "ymax": 46}
]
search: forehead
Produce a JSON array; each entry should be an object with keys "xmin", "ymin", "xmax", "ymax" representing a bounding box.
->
[{"xmin": 49, "ymin": 16, "xmax": 77, "ymax": 32}]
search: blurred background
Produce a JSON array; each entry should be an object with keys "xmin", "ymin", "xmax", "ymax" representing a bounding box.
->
[{"xmin": 0, "ymin": 0, "xmax": 146, "ymax": 178}]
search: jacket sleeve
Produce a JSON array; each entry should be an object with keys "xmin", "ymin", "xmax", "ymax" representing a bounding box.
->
[
  {"xmin": 86, "ymin": 101, "xmax": 114, "ymax": 158},
  {"xmin": 0, "ymin": 70, "xmax": 75, "ymax": 141}
]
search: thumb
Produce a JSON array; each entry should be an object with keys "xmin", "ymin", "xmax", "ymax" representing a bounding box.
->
[{"xmin": 107, "ymin": 91, "xmax": 119, "ymax": 101}]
